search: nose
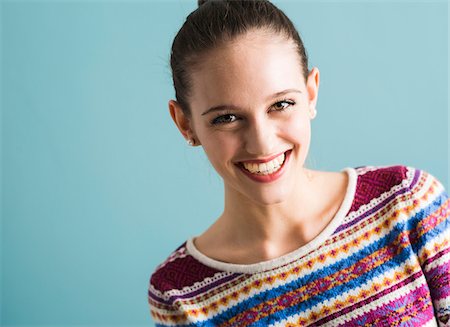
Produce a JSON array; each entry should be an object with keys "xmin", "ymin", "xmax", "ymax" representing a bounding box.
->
[{"xmin": 243, "ymin": 116, "xmax": 277, "ymax": 156}]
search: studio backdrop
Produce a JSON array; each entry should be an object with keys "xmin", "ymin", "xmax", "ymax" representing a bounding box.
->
[{"xmin": 1, "ymin": 0, "xmax": 448, "ymax": 326}]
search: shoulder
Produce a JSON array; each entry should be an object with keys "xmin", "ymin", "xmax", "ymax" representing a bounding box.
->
[
  {"xmin": 149, "ymin": 242, "xmax": 227, "ymax": 301},
  {"xmin": 350, "ymin": 164, "xmax": 410, "ymax": 213},
  {"xmin": 148, "ymin": 240, "xmax": 225, "ymax": 297},
  {"xmin": 354, "ymin": 164, "xmax": 445, "ymax": 190},
  {"xmin": 147, "ymin": 241, "xmax": 230, "ymax": 324},
  {"xmin": 396, "ymin": 166, "xmax": 449, "ymax": 233},
  {"xmin": 354, "ymin": 164, "xmax": 410, "ymax": 186},
  {"xmin": 350, "ymin": 164, "xmax": 447, "ymax": 213}
]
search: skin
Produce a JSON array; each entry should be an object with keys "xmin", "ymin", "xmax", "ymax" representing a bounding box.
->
[{"xmin": 169, "ymin": 29, "xmax": 348, "ymax": 264}]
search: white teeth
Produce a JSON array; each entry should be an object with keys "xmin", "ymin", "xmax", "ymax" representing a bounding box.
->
[
  {"xmin": 242, "ymin": 152, "xmax": 286, "ymax": 175},
  {"xmin": 260, "ymin": 163, "xmax": 267, "ymax": 172},
  {"xmin": 276, "ymin": 153, "xmax": 285, "ymax": 165}
]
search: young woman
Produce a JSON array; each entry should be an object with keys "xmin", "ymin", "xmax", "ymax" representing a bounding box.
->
[{"xmin": 148, "ymin": 1, "xmax": 450, "ymax": 326}]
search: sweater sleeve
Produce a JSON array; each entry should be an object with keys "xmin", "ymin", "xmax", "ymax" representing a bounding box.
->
[
  {"xmin": 148, "ymin": 278, "xmax": 188, "ymax": 327},
  {"xmin": 408, "ymin": 169, "xmax": 450, "ymax": 326}
]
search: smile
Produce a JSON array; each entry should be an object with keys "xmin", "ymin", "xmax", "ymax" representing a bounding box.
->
[
  {"xmin": 242, "ymin": 152, "xmax": 286, "ymax": 175},
  {"xmin": 236, "ymin": 149, "xmax": 292, "ymax": 183}
]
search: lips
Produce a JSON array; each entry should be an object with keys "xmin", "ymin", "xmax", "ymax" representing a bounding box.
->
[
  {"xmin": 239, "ymin": 150, "xmax": 287, "ymax": 164},
  {"xmin": 235, "ymin": 149, "xmax": 292, "ymax": 183}
]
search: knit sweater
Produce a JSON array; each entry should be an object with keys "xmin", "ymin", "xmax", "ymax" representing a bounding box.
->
[{"xmin": 147, "ymin": 165, "xmax": 450, "ymax": 326}]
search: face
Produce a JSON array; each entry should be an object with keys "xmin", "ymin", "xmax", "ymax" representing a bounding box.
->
[{"xmin": 170, "ymin": 30, "xmax": 320, "ymax": 206}]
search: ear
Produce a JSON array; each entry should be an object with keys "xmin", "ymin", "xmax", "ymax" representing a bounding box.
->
[
  {"xmin": 168, "ymin": 100, "xmax": 197, "ymax": 142},
  {"xmin": 306, "ymin": 67, "xmax": 320, "ymax": 110}
]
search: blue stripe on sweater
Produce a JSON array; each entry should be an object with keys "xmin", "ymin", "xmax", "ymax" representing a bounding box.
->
[
  {"xmin": 408, "ymin": 191, "xmax": 449, "ymax": 256},
  {"xmin": 170, "ymin": 194, "xmax": 447, "ymax": 327}
]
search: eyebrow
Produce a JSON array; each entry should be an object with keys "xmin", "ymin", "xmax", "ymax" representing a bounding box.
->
[{"xmin": 200, "ymin": 88, "xmax": 302, "ymax": 116}]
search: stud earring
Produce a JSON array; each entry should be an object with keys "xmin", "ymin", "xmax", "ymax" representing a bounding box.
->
[
  {"xmin": 310, "ymin": 108, "xmax": 317, "ymax": 119},
  {"xmin": 187, "ymin": 138, "xmax": 195, "ymax": 146}
]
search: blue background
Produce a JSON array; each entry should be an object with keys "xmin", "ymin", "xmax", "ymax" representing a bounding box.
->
[{"xmin": 1, "ymin": 0, "xmax": 448, "ymax": 326}]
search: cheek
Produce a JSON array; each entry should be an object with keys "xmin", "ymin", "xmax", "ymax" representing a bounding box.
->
[
  {"xmin": 201, "ymin": 133, "xmax": 241, "ymax": 168},
  {"xmin": 282, "ymin": 112, "xmax": 311, "ymax": 142}
]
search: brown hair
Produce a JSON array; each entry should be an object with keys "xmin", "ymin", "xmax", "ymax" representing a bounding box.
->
[{"xmin": 170, "ymin": 0, "xmax": 309, "ymax": 116}]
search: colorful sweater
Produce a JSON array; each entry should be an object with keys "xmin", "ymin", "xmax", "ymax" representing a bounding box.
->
[{"xmin": 147, "ymin": 165, "xmax": 450, "ymax": 326}]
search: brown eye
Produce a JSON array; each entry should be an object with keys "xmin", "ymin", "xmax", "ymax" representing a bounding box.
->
[
  {"xmin": 272, "ymin": 100, "xmax": 295, "ymax": 111},
  {"xmin": 211, "ymin": 114, "xmax": 238, "ymax": 125}
]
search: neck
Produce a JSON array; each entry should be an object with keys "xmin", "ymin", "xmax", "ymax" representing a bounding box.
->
[{"xmin": 218, "ymin": 168, "xmax": 322, "ymax": 246}]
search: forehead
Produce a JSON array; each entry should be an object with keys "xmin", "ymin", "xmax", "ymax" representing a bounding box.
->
[{"xmin": 189, "ymin": 31, "xmax": 304, "ymax": 108}]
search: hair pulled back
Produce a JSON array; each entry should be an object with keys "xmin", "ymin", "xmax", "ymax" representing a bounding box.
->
[{"xmin": 170, "ymin": 0, "xmax": 309, "ymax": 116}]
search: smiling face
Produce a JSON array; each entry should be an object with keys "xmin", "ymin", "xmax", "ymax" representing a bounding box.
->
[{"xmin": 170, "ymin": 29, "xmax": 319, "ymax": 206}]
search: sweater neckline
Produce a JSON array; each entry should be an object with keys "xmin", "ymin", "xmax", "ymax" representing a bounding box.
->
[{"xmin": 186, "ymin": 167, "xmax": 358, "ymax": 274}]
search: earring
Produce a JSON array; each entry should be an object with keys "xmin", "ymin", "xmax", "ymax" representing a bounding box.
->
[
  {"xmin": 310, "ymin": 108, "xmax": 317, "ymax": 119},
  {"xmin": 187, "ymin": 138, "xmax": 195, "ymax": 146}
]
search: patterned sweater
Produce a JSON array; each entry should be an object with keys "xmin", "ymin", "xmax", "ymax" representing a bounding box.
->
[{"xmin": 147, "ymin": 165, "xmax": 450, "ymax": 326}]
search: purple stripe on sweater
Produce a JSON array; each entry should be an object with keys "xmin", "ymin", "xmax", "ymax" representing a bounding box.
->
[
  {"xmin": 335, "ymin": 187, "xmax": 409, "ymax": 234},
  {"xmin": 148, "ymin": 273, "xmax": 242, "ymax": 305},
  {"xmin": 432, "ymin": 284, "xmax": 450, "ymax": 301},
  {"xmin": 170, "ymin": 273, "xmax": 244, "ymax": 301},
  {"xmin": 427, "ymin": 261, "xmax": 450, "ymax": 300},
  {"xmin": 335, "ymin": 169, "xmax": 421, "ymax": 234},
  {"xmin": 423, "ymin": 246, "xmax": 450, "ymax": 267},
  {"xmin": 342, "ymin": 282, "xmax": 434, "ymax": 326},
  {"xmin": 148, "ymin": 289, "xmax": 171, "ymax": 305},
  {"xmin": 412, "ymin": 168, "xmax": 421, "ymax": 188},
  {"xmin": 310, "ymin": 270, "xmax": 424, "ymax": 326}
]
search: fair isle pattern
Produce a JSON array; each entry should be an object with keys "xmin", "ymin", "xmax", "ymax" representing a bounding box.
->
[{"xmin": 148, "ymin": 165, "xmax": 450, "ymax": 326}]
